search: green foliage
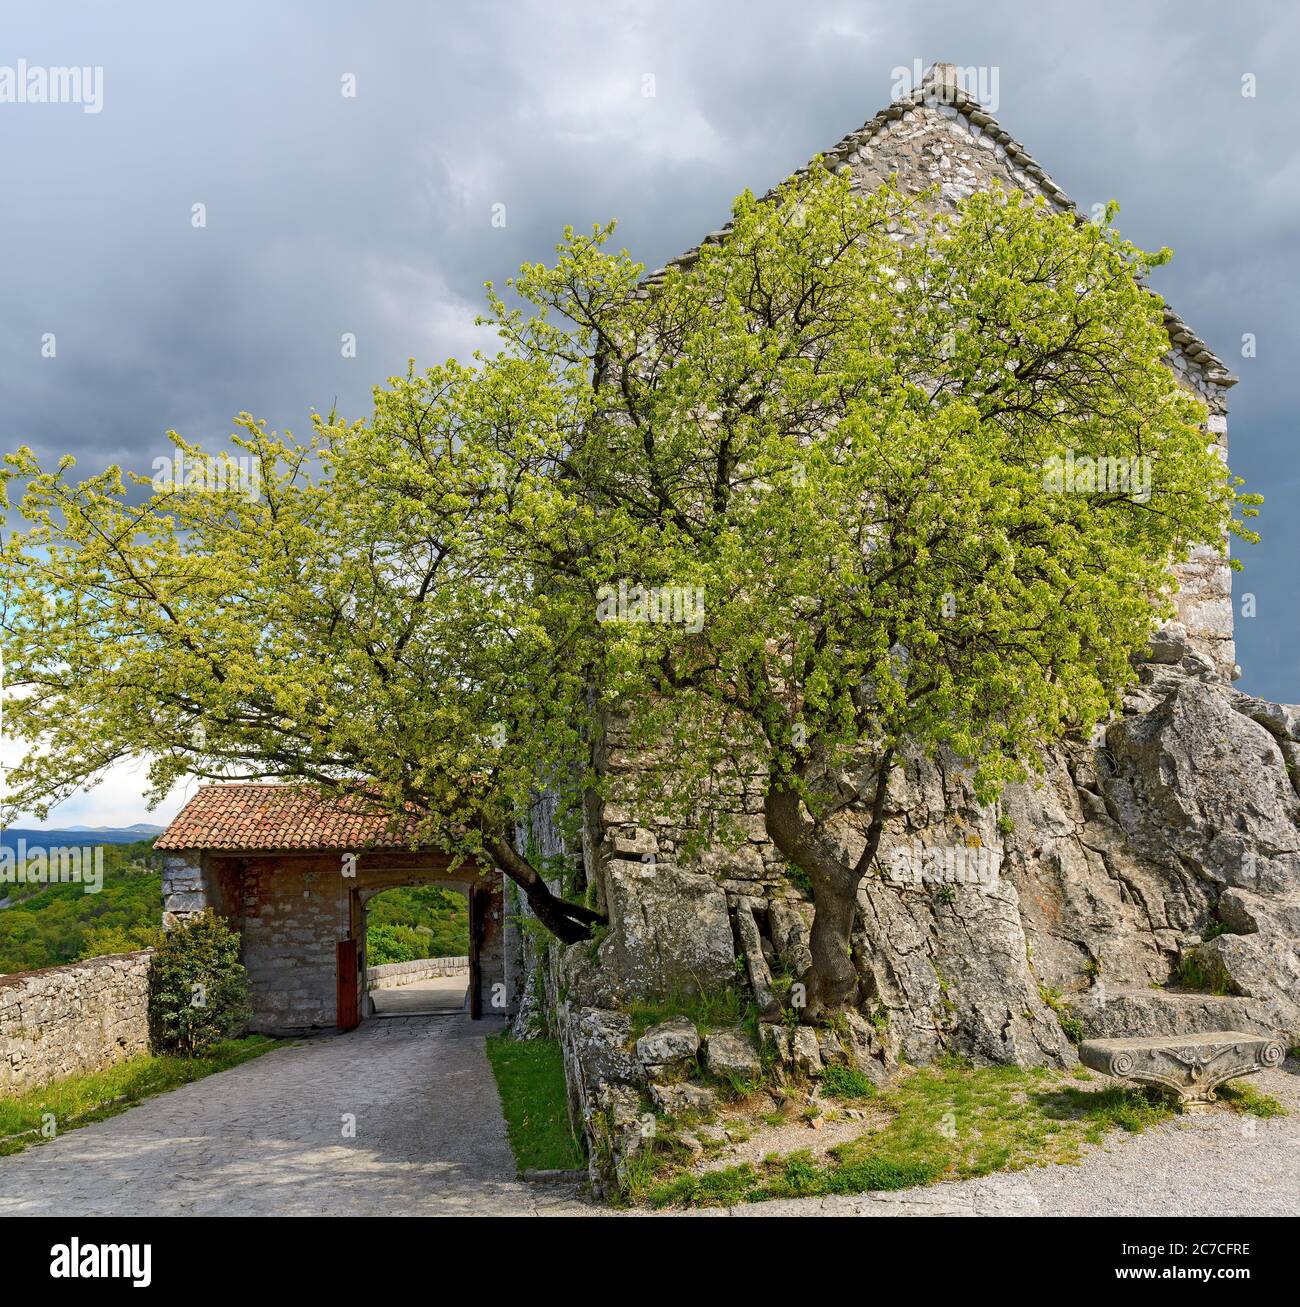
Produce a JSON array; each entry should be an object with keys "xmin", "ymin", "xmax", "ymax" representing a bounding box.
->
[
  {"xmin": 1059, "ymin": 1016, "xmax": 1085, "ymax": 1044},
  {"xmin": 0, "ymin": 840, "xmax": 161, "ymax": 974},
  {"xmin": 366, "ymin": 884, "xmax": 469, "ymax": 958},
  {"xmin": 147, "ymin": 911, "xmax": 251, "ymax": 1056},
  {"xmin": 1218, "ymin": 1083, "xmax": 1288, "ymax": 1119},
  {"xmin": 364, "ymin": 885, "xmax": 469, "ymax": 965},
  {"xmin": 819, "ymin": 1063, "xmax": 877, "ymax": 1100},
  {"xmin": 0, "ymin": 1036, "xmax": 274, "ymax": 1155},
  {"xmin": 0, "ymin": 160, "xmax": 1258, "ymax": 982},
  {"xmin": 485, "ymin": 1033, "xmax": 585, "ymax": 1172}
]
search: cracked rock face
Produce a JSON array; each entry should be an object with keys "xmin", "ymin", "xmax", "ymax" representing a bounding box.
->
[
  {"xmin": 590, "ymin": 629, "xmax": 1300, "ymax": 1071},
  {"xmin": 548, "ymin": 632, "xmax": 1300, "ymax": 1193}
]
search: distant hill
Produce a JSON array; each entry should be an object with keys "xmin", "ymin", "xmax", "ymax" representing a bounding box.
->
[
  {"xmin": 59, "ymin": 823, "xmax": 166, "ymax": 836},
  {"xmin": 2, "ymin": 826, "xmax": 164, "ymax": 850},
  {"xmin": 0, "ymin": 837, "xmax": 162, "ymax": 973}
]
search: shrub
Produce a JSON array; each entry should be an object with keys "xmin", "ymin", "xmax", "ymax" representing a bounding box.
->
[{"xmin": 148, "ymin": 911, "xmax": 250, "ymax": 1055}]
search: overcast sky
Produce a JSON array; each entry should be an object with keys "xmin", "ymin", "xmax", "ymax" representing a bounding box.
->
[{"xmin": 2, "ymin": 0, "xmax": 1298, "ymax": 828}]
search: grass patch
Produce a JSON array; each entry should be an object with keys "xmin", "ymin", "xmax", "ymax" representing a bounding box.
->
[
  {"xmin": 1219, "ymin": 1082, "xmax": 1288, "ymax": 1119},
  {"xmin": 0, "ymin": 1035, "xmax": 277, "ymax": 1156},
  {"xmin": 642, "ymin": 1055, "xmax": 1177, "ymax": 1209},
  {"xmin": 485, "ymin": 1032, "xmax": 585, "ymax": 1173},
  {"xmin": 625, "ymin": 988, "xmax": 747, "ymax": 1040},
  {"xmin": 819, "ymin": 1063, "xmax": 877, "ymax": 1100},
  {"xmin": 1172, "ymin": 953, "xmax": 1232, "ymax": 996}
]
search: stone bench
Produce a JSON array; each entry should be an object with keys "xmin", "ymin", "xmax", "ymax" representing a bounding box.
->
[{"xmin": 1078, "ymin": 1031, "xmax": 1285, "ymax": 1113}]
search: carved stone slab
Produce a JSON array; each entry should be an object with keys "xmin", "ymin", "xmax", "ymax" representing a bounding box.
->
[{"xmin": 1078, "ymin": 1030, "xmax": 1285, "ymax": 1113}]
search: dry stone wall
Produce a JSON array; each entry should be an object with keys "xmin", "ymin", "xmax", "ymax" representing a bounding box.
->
[
  {"xmin": 367, "ymin": 956, "xmax": 468, "ymax": 988},
  {"xmin": 0, "ymin": 951, "xmax": 152, "ymax": 1094}
]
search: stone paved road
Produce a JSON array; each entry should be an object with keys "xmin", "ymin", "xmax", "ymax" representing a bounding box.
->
[
  {"xmin": 371, "ymin": 975, "xmax": 467, "ymax": 1015},
  {"xmin": 0, "ymin": 1015, "xmax": 590, "ymax": 1216}
]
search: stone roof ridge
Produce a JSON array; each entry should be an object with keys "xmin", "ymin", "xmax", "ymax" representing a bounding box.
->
[{"xmin": 637, "ymin": 61, "xmax": 1235, "ymax": 389}]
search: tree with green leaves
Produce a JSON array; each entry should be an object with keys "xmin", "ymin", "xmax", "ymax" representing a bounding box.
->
[
  {"xmin": 0, "ymin": 165, "xmax": 1256, "ymax": 1020},
  {"xmin": 476, "ymin": 170, "xmax": 1257, "ymax": 1018}
]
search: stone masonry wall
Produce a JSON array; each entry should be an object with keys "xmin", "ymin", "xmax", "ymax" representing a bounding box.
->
[
  {"xmin": 0, "ymin": 951, "xmax": 152, "ymax": 1094},
  {"xmin": 367, "ymin": 956, "xmax": 468, "ymax": 988},
  {"xmin": 236, "ymin": 853, "xmax": 352, "ymax": 1033}
]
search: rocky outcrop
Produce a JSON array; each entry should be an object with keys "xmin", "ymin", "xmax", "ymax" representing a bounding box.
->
[
  {"xmin": 597, "ymin": 857, "xmax": 737, "ymax": 998},
  {"xmin": 546, "ymin": 625, "xmax": 1300, "ymax": 1192}
]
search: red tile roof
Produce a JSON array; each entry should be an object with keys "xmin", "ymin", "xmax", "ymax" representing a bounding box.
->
[{"xmin": 155, "ymin": 784, "xmax": 429, "ymax": 852}]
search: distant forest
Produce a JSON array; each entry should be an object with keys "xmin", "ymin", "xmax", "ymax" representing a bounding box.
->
[{"xmin": 0, "ymin": 841, "xmax": 470, "ymax": 975}]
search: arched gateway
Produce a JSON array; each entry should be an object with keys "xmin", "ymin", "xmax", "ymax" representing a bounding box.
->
[{"xmin": 155, "ymin": 784, "xmax": 506, "ymax": 1034}]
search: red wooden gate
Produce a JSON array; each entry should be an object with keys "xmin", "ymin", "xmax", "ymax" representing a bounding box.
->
[{"xmin": 336, "ymin": 938, "xmax": 359, "ymax": 1031}]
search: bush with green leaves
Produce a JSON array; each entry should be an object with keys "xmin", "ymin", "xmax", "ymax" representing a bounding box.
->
[{"xmin": 147, "ymin": 910, "xmax": 251, "ymax": 1056}]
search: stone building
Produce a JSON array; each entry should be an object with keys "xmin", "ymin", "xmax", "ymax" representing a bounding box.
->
[
  {"xmin": 155, "ymin": 784, "xmax": 504, "ymax": 1034},
  {"xmin": 508, "ymin": 66, "xmax": 1300, "ymax": 1189}
]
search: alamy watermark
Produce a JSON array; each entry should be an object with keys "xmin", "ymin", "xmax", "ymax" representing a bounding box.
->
[
  {"xmin": 0, "ymin": 60, "xmax": 103, "ymax": 113},
  {"xmin": 884, "ymin": 843, "xmax": 1000, "ymax": 890},
  {"xmin": 890, "ymin": 60, "xmax": 1000, "ymax": 112},
  {"xmin": 0, "ymin": 839, "xmax": 104, "ymax": 894},
  {"xmin": 1042, "ymin": 450, "xmax": 1152, "ymax": 504},
  {"xmin": 152, "ymin": 450, "xmax": 261, "ymax": 503},
  {"xmin": 596, "ymin": 579, "xmax": 705, "ymax": 634}
]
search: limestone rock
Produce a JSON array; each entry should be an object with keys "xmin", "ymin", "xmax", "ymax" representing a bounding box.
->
[
  {"xmin": 635, "ymin": 1016, "xmax": 700, "ymax": 1067},
  {"xmin": 598, "ymin": 859, "xmax": 736, "ymax": 998},
  {"xmin": 1190, "ymin": 932, "xmax": 1300, "ymax": 1002},
  {"xmin": 650, "ymin": 1081, "xmax": 717, "ymax": 1115},
  {"xmin": 565, "ymin": 1006, "xmax": 640, "ymax": 1090},
  {"xmin": 704, "ymin": 1027, "xmax": 761, "ymax": 1080},
  {"xmin": 733, "ymin": 897, "xmax": 778, "ymax": 1014},
  {"xmin": 791, "ymin": 1026, "xmax": 824, "ymax": 1077}
]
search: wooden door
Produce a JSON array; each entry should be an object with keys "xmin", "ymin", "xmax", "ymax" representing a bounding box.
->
[
  {"xmin": 336, "ymin": 938, "xmax": 359, "ymax": 1031},
  {"xmin": 468, "ymin": 886, "xmax": 484, "ymax": 1019}
]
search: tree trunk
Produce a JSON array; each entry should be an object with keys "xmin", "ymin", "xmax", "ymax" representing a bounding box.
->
[
  {"xmin": 484, "ymin": 835, "xmax": 605, "ymax": 944},
  {"xmin": 805, "ymin": 866, "xmax": 861, "ymax": 1019},
  {"xmin": 764, "ymin": 747, "xmax": 894, "ymax": 1024}
]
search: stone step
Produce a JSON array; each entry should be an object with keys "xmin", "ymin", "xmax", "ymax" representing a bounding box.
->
[{"xmin": 1073, "ymin": 986, "xmax": 1284, "ymax": 1042}]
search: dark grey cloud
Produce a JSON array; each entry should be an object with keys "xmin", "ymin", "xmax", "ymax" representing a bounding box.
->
[{"xmin": 2, "ymin": 0, "xmax": 1298, "ymax": 821}]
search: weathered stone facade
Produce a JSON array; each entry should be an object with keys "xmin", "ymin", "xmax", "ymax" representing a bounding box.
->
[
  {"xmin": 0, "ymin": 951, "xmax": 151, "ymax": 1094},
  {"xmin": 163, "ymin": 844, "xmax": 503, "ymax": 1035},
  {"xmin": 504, "ymin": 66, "xmax": 1290, "ymax": 1192}
]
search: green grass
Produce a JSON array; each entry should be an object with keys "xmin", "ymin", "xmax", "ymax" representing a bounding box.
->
[
  {"xmin": 625, "ymin": 987, "xmax": 747, "ymax": 1039},
  {"xmin": 485, "ymin": 1033, "xmax": 585, "ymax": 1173},
  {"xmin": 0, "ymin": 1035, "xmax": 277, "ymax": 1156},
  {"xmin": 1218, "ymin": 1082, "xmax": 1289, "ymax": 1118},
  {"xmin": 1173, "ymin": 952, "xmax": 1232, "ymax": 996},
  {"xmin": 641, "ymin": 1056, "xmax": 1177, "ymax": 1209},
  {"xmin": 819, "ymin": 1063, "xmax": 877, "ymax": 1100}
]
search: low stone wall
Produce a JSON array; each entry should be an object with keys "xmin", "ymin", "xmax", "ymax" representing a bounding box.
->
[
  {"xmin": 366, "ymin": 956, "xmax": 468, "ymax": 989},
  {"xmin": 0, "ymin": 951, "xmax": 153, "ymax": 1095}
]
